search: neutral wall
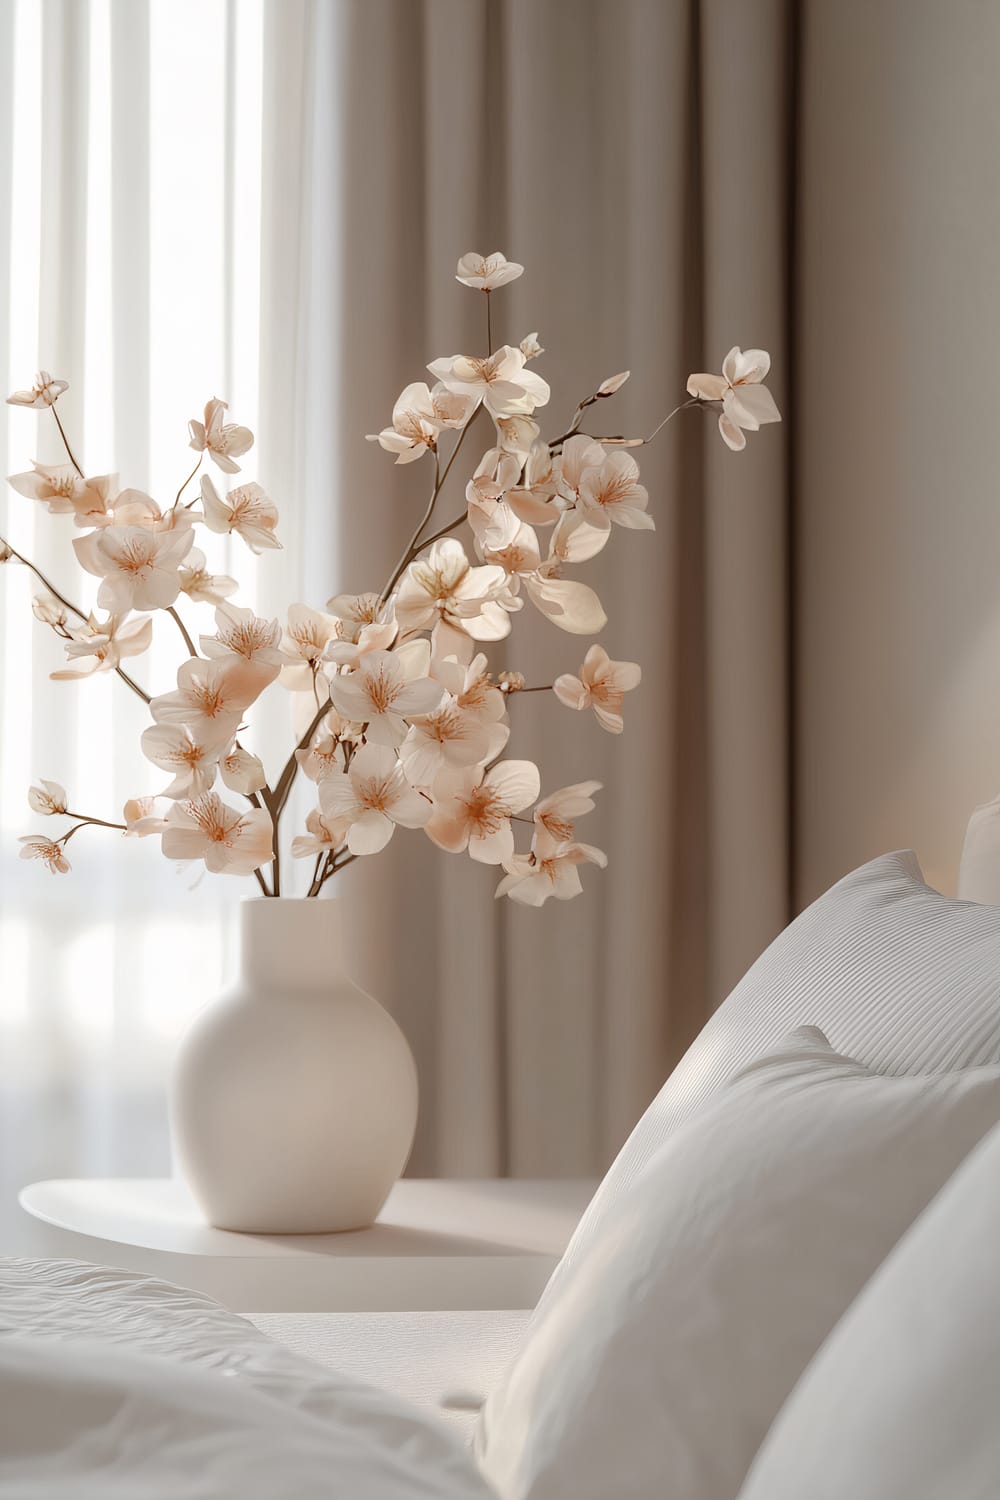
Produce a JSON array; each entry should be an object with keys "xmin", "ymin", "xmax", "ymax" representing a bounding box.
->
[{"xmin": 796, "ymin": 0, "xmax": 1000, "ymax": 904}]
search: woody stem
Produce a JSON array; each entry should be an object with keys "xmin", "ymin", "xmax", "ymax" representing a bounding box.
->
[
  {"xmin": 167, "ymin": 605, "xmax": 197, "ymax": 659},
  {"xmin": 51, "ymin": 405, "xmax": 84, "ymax": 479},
  {"xmin": 1, "ymin": 538, "xmax": 152, "ymax": 705}
]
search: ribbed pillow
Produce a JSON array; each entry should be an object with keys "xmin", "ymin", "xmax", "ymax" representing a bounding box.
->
[
  {"xmin": 550, "ymin": 850, "xmax": 1000, "ymax": 1287},
  {"xmin": 477, "ymin": 1029, "xmax": 1000, "ymax": 1500}
]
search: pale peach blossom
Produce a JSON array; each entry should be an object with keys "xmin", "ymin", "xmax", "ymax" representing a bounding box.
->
[
  {"xmin": 467, "ymin": 448, "xmax": 521, "ymax": 509},
  {"xmin": 295, "ymin": 715, "xmax": 348, "ymax": 783},
  {"xmin": 200, "ymin": 603, "xmax": 285, "ymax": 677},
  {"xmin": 519, "ymin": 332, "xmax": 544, "ymax": 360},
  {"xmin": 18, "ymin": 835, "xmax": 70, "ymax": 872},
  {"xmin": 494, "ymin": 410, "xmax": 540, "ymax": 463},
  {"xmin": 576, "ymin": 451, "xmax": 654, "ymax": 531},
  {"xmin": 178, "ymin": 548, "xmax": 238, "ymax": 605},
  {"xmin": 200, "ymin": 475, "xmax": 281, "ymax": 552},
  {"xmin": 425, "ymin": 759, "xmax": 540, "ymax": 865},
  {"xmin": 123, "ymin": 796, "xmax": 168, "ymax": 837},
  {"xmin": 508, "ymin": 441, "xmax": 561, "ymax": 525},
  {"xmin": 325, "ymin": 591, "xmax": 385, "ymax": 643},
  {"xmin": 455, "ymin": 251, "xmax": 524, "ymax": 291},
  {"xmin": 28, "ymin": 780, "xmax": 67, "ymax": 815},
  {"xmin": 474, "ymin": 505, "xmax": 541, "ymax": 575},
  {"xmin": 473, "ymin": 506, "xmax": 606, "ymax": 634},
  {"xmin": 548, "ymin": 509, "xmax": 611, "ymax": 565},
  {"xmin": 368, "ymin": 382, "xmax": 476, "ymax": 464},
  {"xmin": 495, "ymin": 833, "xmax": 607, "ymax": 906},
  {"xmin": 8, "ymin": 462, "xmax": 112, "ymax": 520},
  {"xmin": 220, "ymin": 745, "xmax": 267, "ymax": 795},
  {"xmin": 428, "ymin": 346, "xmax": 550, "ymax": 419},
  {"xmin": 554, "ymin": 434, "xmax": 605, "ymax": 503},
  {"xmin": 98, "ymin": 490, "xmax": 198, "ymax": 534},
  {"xmin": 400, "ymin": 696, "xmax": 508, "ymax": 789},
  {"xmin": 291, "ymin": 807, "xmax": 349, "ymax": 859},
  {"xmin": 141, "ymin": 721, "xmax": 229, "ymax": 799},
  {"xmin": 280, "ymin": 604, "xmax": 341, "ymax": 691},
  {"xmin": 319, "ymin": 743, "xmax": 431, "ymax": 855},
  {"xmin": 430, "ymin": 651, "xmax": 506, "ymax": 725},
  {"xmin": 150, "ymin": 656, "xmax": 269, "ymax": 741},
  {"xmin": 554, "ymin": 644, "xmax": 641, "ymax": 733},
  {"xmin": 51, "ymin": 613, "xmax": 153, "ymax": 680},
  {"xmin": 73, "ymin": 524, "xmax": 194, "ymax": 613},
  {"xmin": 188, "ymin": 398, "xmax": 253, "ymax": 473},
  {"xmin": 394, "ymin": 538, "xmax": 510, "ymax": 640},
  {"xmin": 7, "ymin": 371, "xmax": 68, "ymax": 408},
  {"xmin": 533, "ymin": 780, "xmax": 602, "ymax": 845},
  {"xmin": 523, "ymin": 572, "xmax": 607, "ymax": 634},
  {"xmin": 328, "ymin": 649, "xmax": 443, "ymax": 747},
  {"xmin": 324, "ymin": 608, "xmax": 398, "ymax": 669},
  {"xmin": 32, "ymin": 593, "xmax": 68, "ymax": 628},
  {"xmin": 686, "ymin": 346, "xmax": 781, "ymax": 451},
  {"xmin": 161, "ymin": 791, "xmax": 273, "ymax": 875}
]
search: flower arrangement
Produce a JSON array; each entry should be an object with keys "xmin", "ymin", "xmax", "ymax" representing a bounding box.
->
[{"xmin": 2, "ymin": 253, "xmax": 780, "ymax": 906}]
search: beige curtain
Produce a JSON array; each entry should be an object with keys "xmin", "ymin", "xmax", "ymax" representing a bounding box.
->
[
  {"xmin": 795, "ymin": 0, "xmax": 1000, "ymax": 906},
  {"xmin": 257, "ymin": 0, "xmax": 793, "ymax": 1176}
]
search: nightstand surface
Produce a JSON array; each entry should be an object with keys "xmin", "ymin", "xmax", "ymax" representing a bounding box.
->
[{"xmin": 19, "ymin": 1177, "xmax": 596, "ymax": 1313}]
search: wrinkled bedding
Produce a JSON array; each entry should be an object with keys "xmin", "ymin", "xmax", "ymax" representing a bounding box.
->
[{"xmin": 0, "ymin": 1258, "xmax": 496, "ymax": 1499}]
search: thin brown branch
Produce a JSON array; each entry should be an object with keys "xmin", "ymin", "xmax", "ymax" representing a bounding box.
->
[
  {"xmin": 2, "ymin": 538, "xmax": 152, "ymax": 704},
  {"xmin": 379, "ymin": 412, "xmax": 479, "ymax": 603},
  {"xmin": 416, "ymin": 510, "xmax": 466, "ymax": 552},
  {"xmin": 51, "ymin": 405, "xmax": 84, "ymax": 478},
  {"xmin": 167, "ymin": 605, "xmax": 197, "ymax": 658},
  {"xmin": 173, "ymin": 457, "xmax": 202, "ymax": 509},
  {"xmin": 548, "ymin": 397, "xmax": 700, "ymax": 454},
  {"xmin": 269, "ymin": 698, "xmax": 330, "ymax": 829},
  {"xmin": 62, "ymin": 811, "xmax": 128, "ymax": 832}
]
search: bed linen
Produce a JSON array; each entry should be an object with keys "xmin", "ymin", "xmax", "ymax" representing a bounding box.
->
[
  {"xmin": 251, "ymin": 1310, "xmax": 530, "ymax": 1438},
  {"xmin": 0, "ymin": 1257, "xmax": 496, "ymax": 1499}
]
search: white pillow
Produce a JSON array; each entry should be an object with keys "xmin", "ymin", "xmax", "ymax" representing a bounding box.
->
[
  {"xmin": 957, "ymin": 793, "xmax": 1000, "ymax": 904},
  {"xmin": 0, "ymin": 1258, "xmax": 494, "ymax": 1499},
  {"xmin": 738, "ymin": 1120, "xmax": 1000, "ymax": 1500},
  {"xmin": 555, "ymin": 850, "xmax": 1000, "ymax": 1291},
  {"xmin": 476, "ymin": 1028, "xmax": 1000, "ymax": 1500}
]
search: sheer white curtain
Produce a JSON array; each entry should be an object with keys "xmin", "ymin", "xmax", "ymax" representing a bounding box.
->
[{"xmin": 0, "ymin": 0, "xmax": 278, "ymax": 1201}]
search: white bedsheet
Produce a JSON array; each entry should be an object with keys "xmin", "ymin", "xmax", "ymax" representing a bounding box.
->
[
  {"xmin": 0, "ymin": 1258, "xmax": 497, "ymax": 1499},
  {"xmin": 251, "ymin": 1310, "xmax": 531, "ymax": 1438}
]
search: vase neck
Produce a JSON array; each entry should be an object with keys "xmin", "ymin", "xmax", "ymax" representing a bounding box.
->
[{"xmin": 239, "ymin": 897, "xmax": 344, "ymax": 991}]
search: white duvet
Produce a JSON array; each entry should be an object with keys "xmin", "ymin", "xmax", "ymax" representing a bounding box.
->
[{"xmin": 0, "ymin": 1259, "xmax": 495, "ymax": 1499}]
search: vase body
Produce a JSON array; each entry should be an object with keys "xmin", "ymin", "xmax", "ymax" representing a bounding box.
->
[{"xmin": 170, "ymin": 897, "xmax": 418, "ymax": 1233}]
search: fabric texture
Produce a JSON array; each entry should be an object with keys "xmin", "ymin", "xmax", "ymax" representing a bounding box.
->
[
  {"xmin": 0, "ymin": 1257, "xmax": 495, "ymax": 1498},
  {"xmin": 476, "ymin": 1027, "xmax": 1000, "ymax": 1500},
  {"xmin": 738, "ymin": 1120, "xmax": 1000, "ymax": 1500},
  {"xmin": 957, "ymin": 795, "xmax": 1000, "ymax": 904},
  {"xmin": 251, "ymin": 1310, "xmax": 531, "ymax": 1439},
  {"xmin": 547, "ymin": 849, "xmax": 1000, "ymax": 1293}
]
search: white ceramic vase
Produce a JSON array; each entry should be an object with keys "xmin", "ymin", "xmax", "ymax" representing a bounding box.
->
[{"xmin": 170, "ymin": 896, "xmax": 418, "ymax": 1234}]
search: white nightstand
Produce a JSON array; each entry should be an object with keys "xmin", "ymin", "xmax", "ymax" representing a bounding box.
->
[{"xmin": 19, "ymin": 1177, "xmax": 595, "ymax": 1314}]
